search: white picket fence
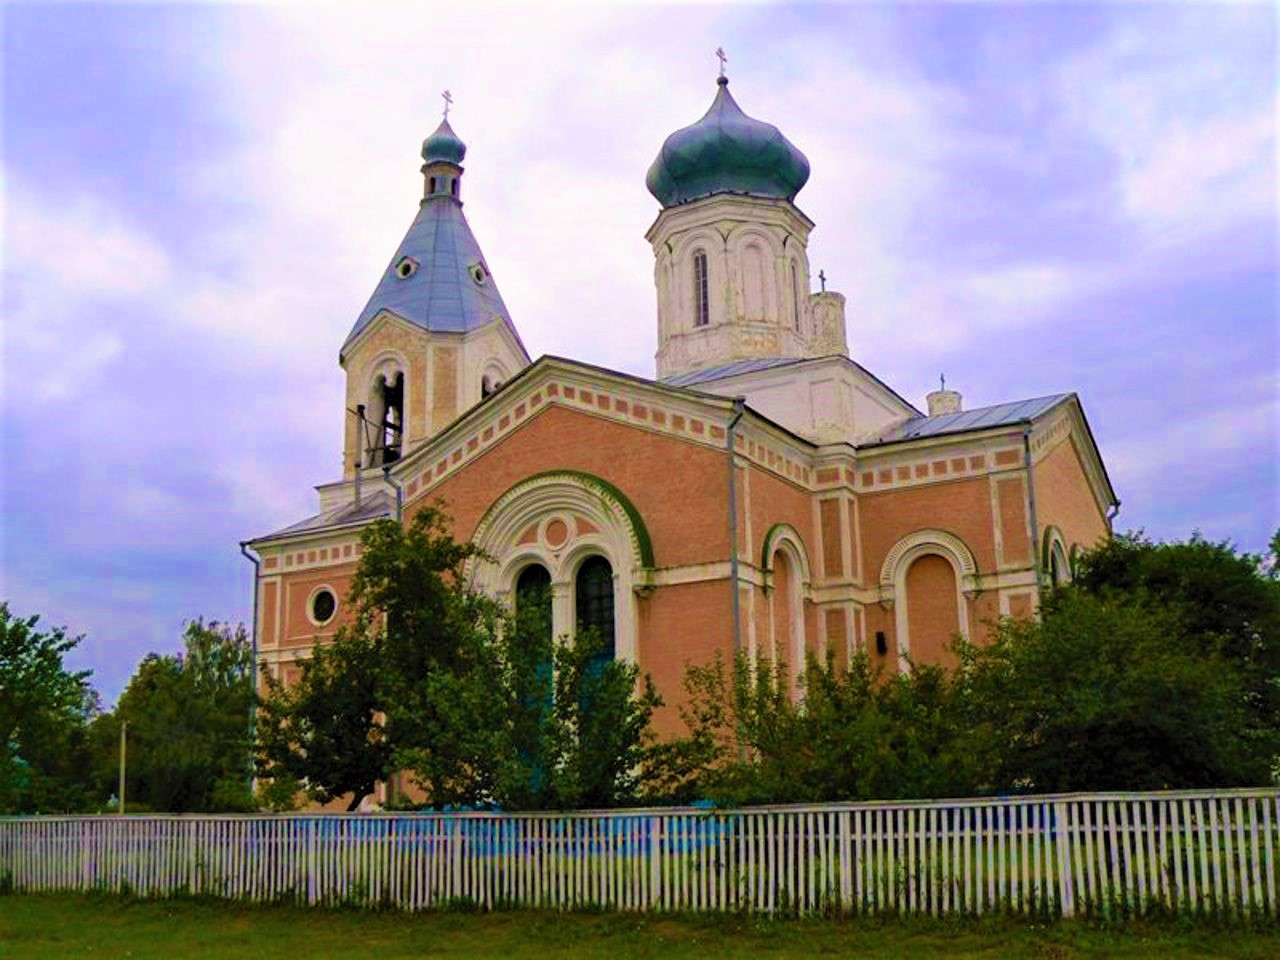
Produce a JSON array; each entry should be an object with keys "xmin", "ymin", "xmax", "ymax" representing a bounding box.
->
[{"xmin": 2, "ymin": 788, "xmax": 1278, "ymax": 919}]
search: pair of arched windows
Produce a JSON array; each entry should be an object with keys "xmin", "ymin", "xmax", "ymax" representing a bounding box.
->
[
  {"xmin": 426, "ymin": 176, "xmax": 459, "ymax": 197},
  {"xmin": 515, "ymin": 556, "xmax": 616, "ymax": 663}
]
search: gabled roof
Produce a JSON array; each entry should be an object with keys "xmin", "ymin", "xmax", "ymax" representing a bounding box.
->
[
  {"xmin": 860, "ymin": 394, "xmax": 1072, "ymax": 448},
  {"xmin": 342, "ymin": 196, "xmax": 515, "ymax": 354},
  {"xmin": 251, "ymin": 490, "xmax": 392, "ymax": 546}
]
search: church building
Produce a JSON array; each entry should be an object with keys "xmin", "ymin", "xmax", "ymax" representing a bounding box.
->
[{"xmin": 245, "ymin": 68, "xmax": 1118, "ymax": 735}]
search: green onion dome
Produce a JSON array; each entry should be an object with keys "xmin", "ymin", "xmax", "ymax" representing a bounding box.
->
[
  {"xmin": 421, "ymin": 117, "xmax": 466, "ymax": 165},
  {"xmin": 646, "ymin": 77, "xmax": 810, "ymax": 208}
]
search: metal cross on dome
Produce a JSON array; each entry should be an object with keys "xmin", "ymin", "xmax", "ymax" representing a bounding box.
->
[
  {"xmin": 442, "ymin": 89, "xmax": 453, "ymax": 118},
  {"xmin": 818, "ymin": 269, "xmax": 827, "ymax": 292},
  {"xmin": 716, "ymin": 47, "xmax": 727, "ymax": 78}
]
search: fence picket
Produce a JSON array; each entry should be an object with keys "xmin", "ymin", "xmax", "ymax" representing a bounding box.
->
[{"xmin": 4, "ymin": 789, "xmax": 1277, "ymax": 920}]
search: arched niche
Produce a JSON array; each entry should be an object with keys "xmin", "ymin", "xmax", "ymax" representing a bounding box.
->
[{"xmin": 879, "ymin": 529, "xmax": 978, "ymax": 672}]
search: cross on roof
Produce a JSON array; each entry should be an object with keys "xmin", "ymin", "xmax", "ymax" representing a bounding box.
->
[
  {"xmin": 715, "ymin": 47, "xmax": 727, "ymax": 79},
  {"xmin": 442, "ymin": 89, "xmax": 453, "ymax": 118},
  {"xmin": 818, "ymin": 269, "xmax": 826, "ymax": 292}
]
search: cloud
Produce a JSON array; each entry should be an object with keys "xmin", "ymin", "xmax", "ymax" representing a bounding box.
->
[{"xmin": 1056, "ymin": 8, "xmax": 1277, "ymax": 245}]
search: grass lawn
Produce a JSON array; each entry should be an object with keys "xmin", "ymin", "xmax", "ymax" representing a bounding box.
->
[{"xmin": 0, "ymin": 893, "xmax": 1276, "ymax": 959}]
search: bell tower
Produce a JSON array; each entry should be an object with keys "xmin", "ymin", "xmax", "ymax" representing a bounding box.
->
[
  {"xmin": 645, "ymin": 62, "xmax": 848, "ymax": 380},
  {"xmin": 338, "ymin": 95, "xmax": 529, "ymax": 482}
]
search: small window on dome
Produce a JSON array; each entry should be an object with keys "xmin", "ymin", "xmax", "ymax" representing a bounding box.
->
[
  {"xmin": 470, "ymin": 262, "xmax": 488, "ymax": 285},
  {"xmin": 396, "ymin": 257, "xmax": 418, "ymax": 279}
]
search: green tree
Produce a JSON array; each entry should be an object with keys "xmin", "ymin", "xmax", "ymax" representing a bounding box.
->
[
  {"xmin": 651, "ymin": 650, "xmax": 991, "ymax": 806},
  {"xmin": 286, "ymin": 504, "xmax": 662, "ymax": 810},
  {"xmin": 101, "ymin": 620, "xmax": 255, "ymax": 812},
  {"xmin": 0, "ymin": 604, "xmax": 96, "ymax": 813},
  {"xmin": 256, "ymin": 628, "xmax": 391, "ymax": 811},
  {"xmin": 965, "ymin": 588, "xmax": 1275, "ymax": 791},
  {"xmin": 1069, "ymin": 531, "xmax": 1280, "ymax": 742}
]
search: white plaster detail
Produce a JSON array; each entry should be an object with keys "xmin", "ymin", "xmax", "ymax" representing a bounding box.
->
[
  {"xmin": 304, "ymin": 583, "xmax": 340, "ymax": 627},
  {"xmin": 879, "ymin": 529, "xmax": 978, "ymax": 672},
  {"xmin": 466, "ymin": 472, "xmax": 651, "ymax": 663}
]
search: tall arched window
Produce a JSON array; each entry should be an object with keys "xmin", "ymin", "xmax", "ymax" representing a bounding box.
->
[
  {"xmin": 771, "ymin": 549, "xmax": 805, "ymax": 698},
  {"xmin": 692, "ymin": 250, "xmax": 709, "ymax": 327},
  {"xmin": 515, "ymin": 564, "xmax": 553, "ymax": 641},
  {"xmin": 514, "ymin": 563, "xmax": 552, "ymax": 787},
  {"xmin": 364, "ymin": 368, "xmax": 404, "ymax": 467},
  {"xmin": 575, "ymin": 555, "xmax": 615, "ymax": 665},
  {"xmin": 790, "ymin": 262, "xmax": 801, "ymax": 331}
]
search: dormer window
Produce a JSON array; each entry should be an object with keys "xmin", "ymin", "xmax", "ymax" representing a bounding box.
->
[
  {"xmin": 396, "ymin": 257, "xmax": 418, "ymax": 279},
  {"xmin": 692, "ymin": 250, "xmax": 709, "ymax": 327}
]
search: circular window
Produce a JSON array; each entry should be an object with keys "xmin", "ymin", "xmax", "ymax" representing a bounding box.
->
[
  {"xmin": 310, "ymin": 589, "xmax": 337, "ymax": 625},
  {"xmin": 470, "ymin": 263, "xmax": 487, "ymax": 285},
  {"xmin": 396, "ymin": 257, "xmax": 418, "ymax": 279}
]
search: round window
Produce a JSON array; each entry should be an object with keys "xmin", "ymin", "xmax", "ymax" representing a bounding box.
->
[
  {"xmin": 311, "ymin": 589, "xmax": 336, "ymax": 624},
  {"xmin": 396, "ymin": 257, "xmax": 418, "ymax": 279}
]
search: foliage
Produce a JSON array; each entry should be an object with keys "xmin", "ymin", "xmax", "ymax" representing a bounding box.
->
[
  {"xmin": 0, "ymin": 604, "xmax": 96, "ymax": 813},
  {"xmin": 1068, "ymin": 530, "xmax": 1280, "ymax": 750},
  {"xmin": 257, "ymin": 504, "xmax": 662, "ymax": 811},
  {"xmin": 649, "ymin": 650, "xmax": 992, "ymax": 806},
  {"xmin": 256, "ymin": 627, "xmax": 391, "ymax": 811},
  {"xmin": 966, "ymin": 589, "xmax": 1275, "ymax": 792},
  {"xmin": 96, "ymin": 620, "xmax": 255, "ymax": 813}
]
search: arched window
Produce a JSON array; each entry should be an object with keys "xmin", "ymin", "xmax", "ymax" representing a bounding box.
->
[
  {"xmin": 515, "ymin": 564, "xmax": 553, "ymax": 641},
  {"xmin": 364, "ymin": 368, "xmax": 404, "ymax": 467},
  {"xmin": 1049, "ymin": 540, "xmax": 1070, "ymax": 587},
  {"xmin": 692, "ymin": 250, "xmax": 709, "ymax": 327},
  {"xmin": 575, "ymin": 555, "xmax": 615, "ymax": 664},
  {"xmin": 428, "ymin": 176, "xmax": 437, "ymax": 194},
  {"xmin": 771, "ymin": 548, "xmax": 805, "ymax": 698},
  {"xmin": 450, "ymin": 178, "xmax": 458, "ymax": 197},
  {"xmin": 790, "ymin": 262, "xmax": 801, "ymax": 331}
]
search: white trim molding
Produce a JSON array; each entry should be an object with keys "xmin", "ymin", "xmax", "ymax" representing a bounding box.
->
[
  {"xmin": 465, "ymin": 471, "xmax": 654, "ymax": 663},
  {"xmin": 879, "ymin": 529, "xmax": 979, "ymax": 672}
]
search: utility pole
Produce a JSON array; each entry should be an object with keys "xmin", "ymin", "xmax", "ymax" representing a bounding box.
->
[{"xmin": 118, "ymin": 720, "xmax": 127, "ymax": 815}]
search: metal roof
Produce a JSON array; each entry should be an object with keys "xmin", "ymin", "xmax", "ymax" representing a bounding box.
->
[
  {"xmin": 253, "ymin": 490, "xmax": 392, "ymax": 544},
  {"xmin": 660, "ymin": 356, "xmax": 809, "ymax": 387},
  {"xmin": 343, "ymin": 195, "xmax": 514, "ymax": 352},
  {"xmin": 862, "ymin": 394, "xmax": 1072, "ymax": 448}
]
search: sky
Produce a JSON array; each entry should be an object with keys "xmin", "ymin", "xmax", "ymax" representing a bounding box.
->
[{"xmin": 2, "ymin": 2, "xmax": 1276, "ymax": 706}]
